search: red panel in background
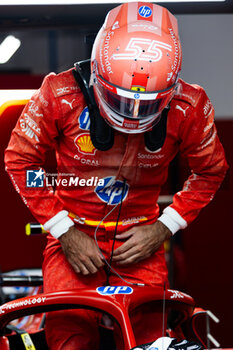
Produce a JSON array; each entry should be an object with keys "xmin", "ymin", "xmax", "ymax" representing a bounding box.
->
[
  {"xmin": 0, "ymin": 103, "xmax": 47, "ymax": 273},
  {"xmin": 0, "ymin": 73, "xmax": 45, "ymax": 89},
  {"xmin": 0, "ymin": 74, "xmax": 46, "ymax": 271},
  {"xmin": 173, "ymin": 120, "xmax": 233, "ymax": 348}
]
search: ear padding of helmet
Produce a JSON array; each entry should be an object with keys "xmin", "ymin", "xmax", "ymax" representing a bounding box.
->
[
  {"xmin": 73, "ymin": 59, "xmax": 168, "ymax": 152},
  {"xmin": 73, "ymin": 60, "xmax": 114, "ymax": 151}
]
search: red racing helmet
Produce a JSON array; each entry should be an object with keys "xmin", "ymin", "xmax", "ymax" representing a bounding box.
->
[{"xmin": 91, "ymin": 1, "xmax": 182, "ymax": 134}]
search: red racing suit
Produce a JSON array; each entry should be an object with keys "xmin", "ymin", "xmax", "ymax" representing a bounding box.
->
[{"xmin": 4, "ymin": 69, "xmax": 228, "ymax": 349}]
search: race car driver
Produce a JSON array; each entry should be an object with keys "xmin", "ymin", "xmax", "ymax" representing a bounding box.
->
[{"xmin": 5, "ymin": 2, "xmax": 228, "ymax": 349}]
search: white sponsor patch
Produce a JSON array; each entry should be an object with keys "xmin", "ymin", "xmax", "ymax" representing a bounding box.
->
[
  {"xmin": 61, "ymin": 98, "xmax": 75, "ymax": 110},
  {"xmin": 175, "ymin": 105, "xmax": 189, "ymax": 116},
  {"xmin": 203, "ymin": 99, "xmax": 212, "ymax": 117},
  {"xmin": 20, "ymin": 116, "xmax": 40, "ymax": 142},
  {"xmin": 0, "ymin": 296, "xmax": 46, "ymax": 314},
  {"xmin": 28, "ymin": 100, "xmax": 43, "ymax": 118},
  {"xmin": 168, "ymin": 290, "xmax": 184, "ymax": 299},
  {"xmin": 56, "ymin": 86, "xmax": 79, "ymax": 95}
]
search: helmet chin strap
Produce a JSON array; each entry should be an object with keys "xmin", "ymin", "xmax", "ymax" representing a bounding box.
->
[{"xmin": 73, "ymin": 59, "xmax": 168, "ymax": 153}]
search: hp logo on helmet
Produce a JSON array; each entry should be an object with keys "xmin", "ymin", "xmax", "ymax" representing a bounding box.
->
[{"xmin": 138, "ymin": 6, "xmax": 152, "ymax": 18}]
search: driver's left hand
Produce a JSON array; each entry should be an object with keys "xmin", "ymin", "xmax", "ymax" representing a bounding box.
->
[{"xmin": 112, "ymin": 221, "xmax": 172, "ymax": 265}]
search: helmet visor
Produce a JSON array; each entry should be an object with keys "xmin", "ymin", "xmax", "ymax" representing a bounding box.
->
[{"xmin": 94, "ymin": 73, "xmax": 176, "ymax": 120}]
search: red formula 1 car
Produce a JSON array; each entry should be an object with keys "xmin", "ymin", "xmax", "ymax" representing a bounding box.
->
[{"xmin": 0, "ymin": 275, "xmax": 221, "ymax": 350}]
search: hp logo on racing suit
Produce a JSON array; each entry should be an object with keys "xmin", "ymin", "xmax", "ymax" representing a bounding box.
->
[
  {"xmin": 95, "ymin": 176, "xmax": 129, "ymax": 205},
  {"xmin": 79, "ymin": 106, "xmax": 90, "ymax": 130},
  {"xmin": 96, "ymin": 286, "xmax": 133, "ymax": 295},
  {"xmin": 138, "ymin": 5, "xmax": 152, "ymax": 18}
]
